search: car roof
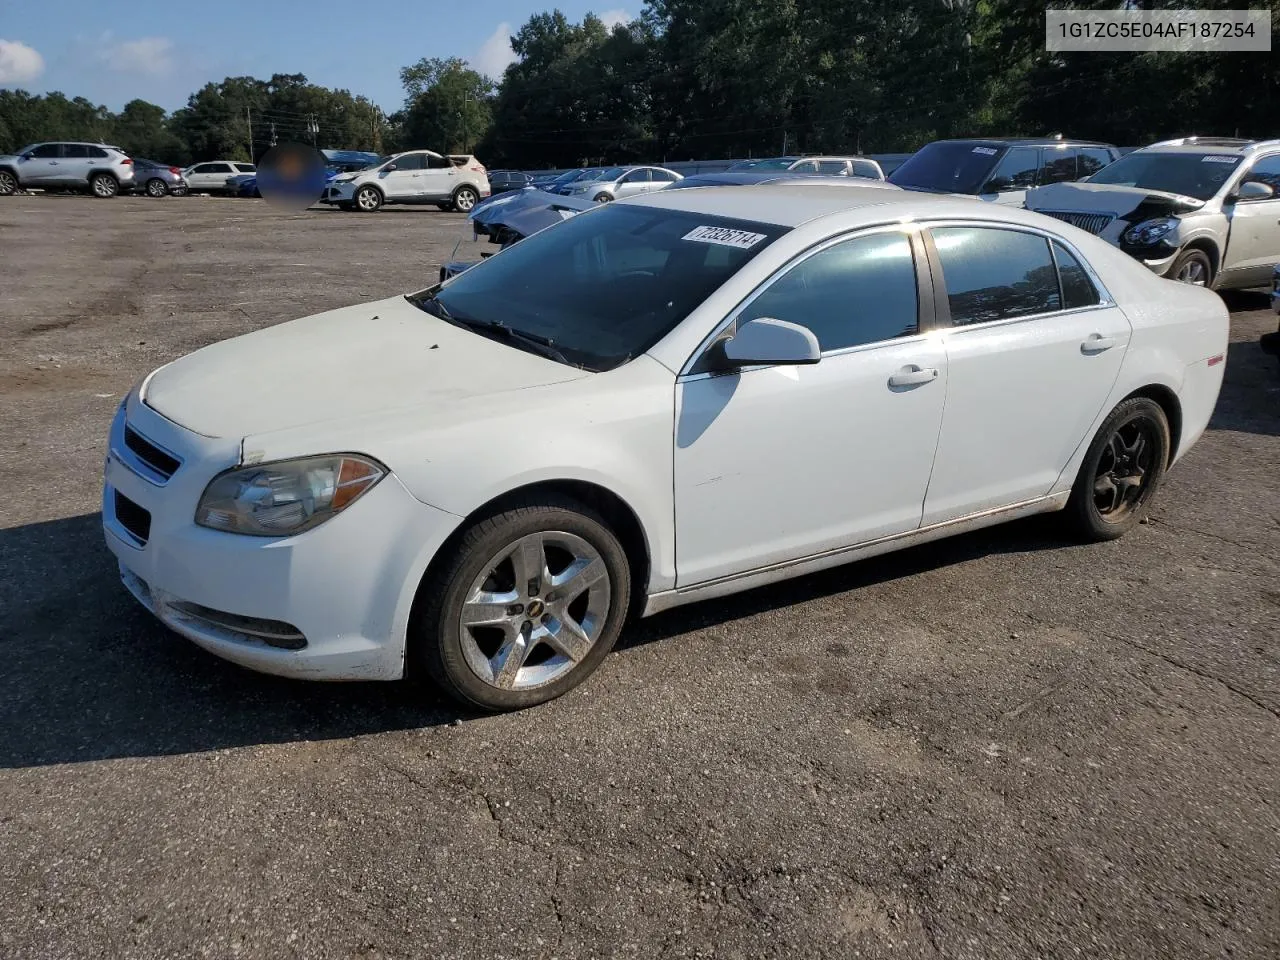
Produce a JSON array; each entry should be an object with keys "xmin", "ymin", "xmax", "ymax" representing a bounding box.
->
[
  {"xmin": 927, "ymin": 137, "xmax": 1116, "ymax": 148},
  {"xmin": 624, "ymin": 181, "xmax": 1051, "ymax": 229},
  {"xmin": 1134, "ymin": 137, "xmax": 1280, "ymax": 155}
]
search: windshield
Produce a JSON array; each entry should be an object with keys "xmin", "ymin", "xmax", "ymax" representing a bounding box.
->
[
  {"xmin": 1085, "ymin": 151, "xmax": 1241, "ymax": 201},
  {"xmin": 361, "ymin": 155, "xmax": 392, "ymax": 171},
  {"xmin": 552, "ymin": 169, "xmax": 584, "ymax": 183},
  {"xmin": 889, "ymin": 142, "xmax": 1004, "ymax": 194},
  {"xmin": 408, "ymin": 205, "xmax": 787, "ymax": 371}
]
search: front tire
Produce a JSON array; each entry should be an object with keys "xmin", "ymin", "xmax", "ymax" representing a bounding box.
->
[
  {"xmin": 1066, "ymin": 397, "xmax": 1170, "ymax": 541},
  {"xmin": 354, "ymin": 185, "xmax": 383, "ymax": 212},
  {"xmin": 0, "ymin": 169, "xmax": 17, "ymax": 196},
  {"xmin": 1170, "ymin": 248, "xmax": 1213, "ymax": 287},
  {"xmin": 90, "ymin": 173, "xmax": 119, "ymax": 198},
  {"xmin": 413, "ymin": 495, "xmax": 631, "ymax": 711},
  {"xmin": 145, "ymin": 178, "xmax": 168, "ymax": 198},
  {"xmin": 593, "ymin": 192, "xmax": 613, "ymax": 203}
]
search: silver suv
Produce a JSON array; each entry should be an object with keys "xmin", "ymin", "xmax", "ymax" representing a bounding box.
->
[
  {"xmin": 0, "ymin": 141, "xmax": 136, "ymax": 198},
  {"xmin": 1026, "ymin": 137, "xmax": 1280, "ymax": 289}
]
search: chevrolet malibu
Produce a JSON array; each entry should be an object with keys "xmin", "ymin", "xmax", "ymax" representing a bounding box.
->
[{"xmin": 103, "ymin": 185, "xmax": 1228, "ymax": 710}]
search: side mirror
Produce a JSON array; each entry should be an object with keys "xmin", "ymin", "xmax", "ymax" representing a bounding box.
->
[
  {"xmin": 718, "ymin": 317, "xmax": 821, "ymax": 368},
  {"xmin": 384, "ymin": 163, "xmax": 398, "ymax": 172},
  {"xmin": 20, "ymin": 152, "xmax": 33, "ymax": 160},
  {"xmin": 982, "ymin": 177, "xmax": 1012, "ymax": 194},
  {"xmin": 1234, "ymin": 180, "xmax": 1275, "ymax": 202}
]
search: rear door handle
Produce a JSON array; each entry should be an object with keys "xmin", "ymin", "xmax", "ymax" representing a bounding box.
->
[
  {"xmin": 888, "ymin": 364, "xmax": 939, "ymax": 388},
  {"xmin": 1081, "ymin": 334, "xmax": 1117, "ymax": 354}
]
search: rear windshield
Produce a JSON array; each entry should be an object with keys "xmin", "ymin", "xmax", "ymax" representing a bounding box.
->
[
  {"xmin": 889, "ymin": 142, "xmax": 1004, "ymax": 194},
  {"xmin": 410, "ymin": 205, "xmax": 787, "ymax": 371},
  {"xmin": 1085, "ymin": 151, "xmax": 1240, "ymax": 201}
]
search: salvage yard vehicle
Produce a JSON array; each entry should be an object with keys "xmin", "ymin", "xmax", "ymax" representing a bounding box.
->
[
  {"xmin": 321, "ymin": 150, "xmax": 491, "ymax": 212},
  {"xmin": 728, "ymin": 155, "xmax": 886, "ymax": 180},
  {"xmin": 130, "ymin": 158, "xmax": 187, "ymax": 197},
  {"xmin": 1026, "ymin": 137, "xmax": 1280, "ymax": 289},
  {"xmin": 103, "ymin": 184, "xmax": 1227, "ymax": 710},
  {"xmin": 889, "ymin": 137, "xmax": 1121, "ymax": 206},
  {"xmin": 555, "ymin": 165, "xmax": 683, "ymax": 201},
  {"xmin": 183, "ymin": 161, "xmax": 255, "ymax": 194},
  {"xmin": 0, "ymin": 141, "xmax": 136, "ymax": 197}
]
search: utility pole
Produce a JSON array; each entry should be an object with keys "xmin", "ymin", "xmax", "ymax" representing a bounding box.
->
[
  {"xmin": 781, "ymin": 130, "xmax": 789, "ymax": 155},
  {"xmin": 270, "ymin": 121, "xmax": 277, "ymax": 148},
  {"xmin": 245, "ymin": 107, "xmax": 254, "ymax": 160},
  {"xmin": 306, "ymin": 114, "xmax": 320, "ymax": 148}
]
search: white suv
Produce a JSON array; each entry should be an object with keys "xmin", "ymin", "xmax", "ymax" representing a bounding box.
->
[
  {"xmin": 0, "ymin": 142, "xmax": 136, "ymax": 197},
  {"xmin": 182, "ymin": 161, "xmax": 256, "ymax": 194},
  {"xmin": 322, "ymin": 150, "xmax": 491, "ymax": 212}
]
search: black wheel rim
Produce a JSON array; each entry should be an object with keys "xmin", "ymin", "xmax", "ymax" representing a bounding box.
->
[{"xmin": 1093, "ymin": 415, "xmax": 1158, "ymax": 520}]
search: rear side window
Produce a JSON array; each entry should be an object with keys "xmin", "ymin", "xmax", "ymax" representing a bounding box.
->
[
  {"xmin": 851, "ymin": 159, "xmax": 881, "ymax": 179},
  {"xmin": 1039, "ymin": 148, "xmax": 1078, "ymax": 185},
  {"xmin": 426, "ymin": 154, "xmax": 451, "ymax": 169},
  {"xmin": 1078, "ymin": 148, "xmax": 1114, "ymax": 177},
  {"xmin": 984, "ymin": 147, "xmax": 1040, "ymax": 193},
  {"xmin": 234, "ymin": 163, "xmax": 256, "ymax": 173},
  {"xmin": 743, "ymin": 231, "xmax": 919, "ymax": 352},
  {"xmin": 88, "ymin": 146, "xmax": 109, "ymax": 158},
  {"xmin": 208, "ymin": 162, "xmax": 233, "ymax": 173},
  {"xmin": 1053, "ymin": 241, "xmax": 1101, "ymax": 309},
  {"xmin": 817, "ymin": 160, "xmax": 849, "ymax": 175},
  {"xmin": 931, "ymin": 227, "xmax": 1061, "ymax": 325},
  {"xmin": 651, "ymin": 169, "xmax": 679, "ymax": 182},
  {"xmin": 62, "ymin": 144, "xmax": 90, "ymax": 158}
]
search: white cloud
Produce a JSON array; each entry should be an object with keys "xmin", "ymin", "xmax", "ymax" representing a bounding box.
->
[
  {"xmin": 598, "ymin": 9, "xmax": 632, "ymax": 31},
  {"xmin": 100, "ymin": 36, "xmax": 175, "ymax": 76},
  {"xmin": 473, "ymin": 23, "xmax": 518, "ymax": 80},
  {"xmin": 0, "ymin": 39, "xmax": 45, "ymax": 85}
]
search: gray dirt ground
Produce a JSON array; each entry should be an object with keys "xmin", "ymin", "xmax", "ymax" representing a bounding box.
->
[{"xmin": 0, "ymin": 195, "xmax": 1277, "ymax": 960}]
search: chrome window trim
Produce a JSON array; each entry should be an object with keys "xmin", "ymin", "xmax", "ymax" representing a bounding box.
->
[
  {"xmin": 677, "ymin": 222, "xmax": 925, "ymax": 379},
  {"xmin": 921, "ymin": 218, "xmax": 1117, "ymax": 333}
]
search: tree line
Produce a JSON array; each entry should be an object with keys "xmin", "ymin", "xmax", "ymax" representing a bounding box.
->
[{"xmin": 2, "ymin": 1, "xmax": 1277, "ymax": 169}]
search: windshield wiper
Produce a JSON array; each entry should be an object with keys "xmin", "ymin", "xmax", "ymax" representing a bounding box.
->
[{"xmin": 407, "ymin": 294, "xmax": 575, "ymax": 367}]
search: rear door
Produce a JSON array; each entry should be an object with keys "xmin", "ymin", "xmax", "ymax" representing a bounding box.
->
[
  {"xmin": 920, "ymin": 223, "xmax": 1130, "ymax": 524},
  {"xmin": 58, "ymin": 144, "xmax": 95, "ymax": 185},
  {"xmin": 614, "ymin": 169, "xmax": 651, "ymax": 198},
  {"xmin": 420, "ymin": 152, "xmax": 455, "ymax": 200}
]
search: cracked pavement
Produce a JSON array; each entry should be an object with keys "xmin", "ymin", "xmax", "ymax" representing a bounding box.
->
[{"xmin": 0, "ymin": 196, "xmax": 1277, "ymax": 959}]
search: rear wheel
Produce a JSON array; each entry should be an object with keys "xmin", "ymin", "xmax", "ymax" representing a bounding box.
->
[
  {"xmin": 1066, "ymin": 397, "xmax": 1170, "ymax": 541},
  {"xmin": 593, "ymin": 192, "xmax": 613, "ymax": 203},
  {"xmin": 452, "ymin": 185, "xmax": 479, "ymax": 212},
  {"xmin": 145, "ymin": 178, "xmax": 168, "ymax": 198},
  {"xmin": 90, "ymin": 173, "xmax": 119, "ymax": 198},
  {"xmin": 413, "ymin": 495, "xmax": 631, "ymax": 711},
  {"xmin": 355, "ymin": 185, "xmax": 383, "ymax": 212},
  {"xmin": 0, "ymin": 169, "xmax": 16, "ymax": 196},
  {"xmin": 1171, "ymin": 248, "xmax": 1213, "ymax": 287}
]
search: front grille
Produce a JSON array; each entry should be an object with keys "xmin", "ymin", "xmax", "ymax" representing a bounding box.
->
[
  {"xmin": 124, "ymin": 426, "xmax": 180, "ymax": 480},
  {"xmin": 1039, "ymin": 210, "xmax": 1115, "ymax": 236},
  {"xmin": 113, "ymin": 490, "xmax": 151, "ymax": 545}
]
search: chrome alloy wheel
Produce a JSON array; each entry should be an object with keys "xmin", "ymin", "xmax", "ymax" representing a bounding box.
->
[
  {"xmin": 356, "ymin": 186, "xmax": 381, "ymax": 211},
  {"xmin": 459, "ymin": 531, "xmax": 612, "ymax": 691},
  {"xmin": 1175, "ymin": 258, "xmax": 1207, "ymax": 286},
  {"xmin": 92, "ymin": 174, "xmax": 118, "ymax": 197}
]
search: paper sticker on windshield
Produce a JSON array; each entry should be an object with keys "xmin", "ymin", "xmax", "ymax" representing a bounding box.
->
[
  {"xmin": 683, "ymin": 225, "xmax": 767, "ymax": 249},
  {"xmin": 1201, "ymin": 155, "xmax": 1240, "ymax": 164},
  {"xmin": 972, "ymin": 146, "xmax": 998, "ymax": 156}
]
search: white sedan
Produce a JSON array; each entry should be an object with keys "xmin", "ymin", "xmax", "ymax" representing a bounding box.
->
[{"xmin": 103, "ymin": 184, "xmax": 1228, "ymax": 710}]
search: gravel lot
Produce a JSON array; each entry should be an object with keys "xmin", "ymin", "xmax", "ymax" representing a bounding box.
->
[{"xmin": 1, "ymin": 195, "xmax": 1277, "ymax": 960}]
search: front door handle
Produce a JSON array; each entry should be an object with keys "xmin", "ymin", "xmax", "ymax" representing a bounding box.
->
[
  {"xmin": 888, "ymin": 364, "xmax": 939, "ymax": 388},
  {"xmin": 1081, "ymin": 334, "xmax": 1117, "ymax": 354}
]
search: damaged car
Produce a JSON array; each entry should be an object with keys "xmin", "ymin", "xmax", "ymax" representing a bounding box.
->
[{"xmin": 1026, "ymin": 137, "xmax": 1280, "ymax": 289}]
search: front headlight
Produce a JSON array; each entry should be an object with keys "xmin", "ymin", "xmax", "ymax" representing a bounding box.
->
[
  {"xmin": 1122, "ymin": 217, "xmax": 1178, "ymax": 246},
  {"xmin": 195, "ymin": 454, "xmax": 385, "ymax": 537}
]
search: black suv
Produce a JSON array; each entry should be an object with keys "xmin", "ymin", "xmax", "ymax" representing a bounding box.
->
[{"xmin": 888, "ymin": 137, "xmax": 1122, "ymax": 205}]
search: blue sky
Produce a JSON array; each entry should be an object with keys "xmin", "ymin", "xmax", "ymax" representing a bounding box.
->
[{"xmin": 0, "ymin": 1, "xmax": 634, "ymax": 113}]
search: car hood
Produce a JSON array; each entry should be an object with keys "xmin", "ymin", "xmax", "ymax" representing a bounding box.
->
[
  {"xmin": 1026, "ymin": 181, "xmax": 1205, "ymax": 218},
  {"xmin": 142, "ymin": 295, "xmax": 589, "ymax": 440}
]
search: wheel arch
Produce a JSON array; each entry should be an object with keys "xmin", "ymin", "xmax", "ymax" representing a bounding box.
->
[
  {"xmin": 1121, "ymin": 383, "xmax": 1183, "ymax": 462},
  {"xmin": 407, "ymin": 478, "xmax": 653, "ymax": 656},
  {"xmin": 1180, "ymin": 237, "xmax": 1220, "ymax": 281},
  {"xmin": 356, "ymin": 181, "xmax": 385, "ymax": 199}
]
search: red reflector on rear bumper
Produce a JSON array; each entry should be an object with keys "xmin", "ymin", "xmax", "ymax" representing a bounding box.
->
[{"xmin": 1208, "ymin": 354, "xmax": 1224, "ymax": 366}]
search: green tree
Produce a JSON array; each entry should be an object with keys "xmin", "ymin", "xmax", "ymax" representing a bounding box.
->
[{"xmin": 398, "ymin": 57, "xmax": 493, "ymax": 154}]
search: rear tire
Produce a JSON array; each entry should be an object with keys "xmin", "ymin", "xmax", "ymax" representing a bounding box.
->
[
  {"xmin": 1065, "ymin": 397, "xmax": 1170, "ymax": 542},
  {"xmin": 1170, "ymin": 248, "xmax": 1213, "ymax": 287},
  {"xmin": 412, "ymin": 495, "xmax": 631, "ymax": 711},
  {"xmin": 0, "ymin": 169, "xmax": 17, "ymax": 196},
  {"xmin": 593, "ymin": 192, "xmax": 613, "ymax": 203},
  {"xmin": 90, "ymin": 173, "xmax": 119, "ymax": 198},
  {"xmin": 354, "ymin": 185, "xmax": 383, "ymax": 212},
  {"xmin": 452, "ymin": 185, "xmax": 479, "ymax": 212},
  {"xmin": 145, "ymin": 178, "xmax": 168, "ymax": 198}
]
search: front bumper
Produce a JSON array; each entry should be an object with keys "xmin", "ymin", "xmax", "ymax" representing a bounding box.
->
[
  {"xmin": 321, "ymin": 182, "xmax": 356, "ymax": 204},
  {"xmin": 102, "ymin": 396, "xmax": 460, "ymax": 681}
]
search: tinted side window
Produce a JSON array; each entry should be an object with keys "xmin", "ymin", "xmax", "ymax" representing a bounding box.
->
[
  {"xmin": 62, "ymin": 144, "xmax": 91, "ymax": 158},
  {"xmin": 1078, "ymin": 148, "xmax": 1114, "ymax": 177},
  {"xmin": 1039, "ymin": 148, "xmax": 1078, "ymax": 185},
  {"xmin": 88, "ymin": 146, "xmax": 109, "ymax": 158},
  {"xmin": 791, "ymin": 160, "xmax": 819, "ymax": 173},
  {"xmin": 743, "ymin": 232, "xmax": 919, "ymax": 352},
  {"xmin": 1244, "ymin": 155, "xmax": 1280, "ymax": 191},
  {"xmin": 30, "ymin": 144, "xmax": 62, "ymax": 158},
  {"xmin": 208, "ymin": 163, "xmax": 233, "ymax": 173},
  {"xmin": 851, "ymin": 159, "xmax": 881, "ymax": 179},
  {"xmin": 425, "ymin": 154, "xmax": 451, "ymax": 169},
  {"xmin": 1053, "ymin": 241, "xmax": 1101, "ymax": 309},
  {"xmin": 622, "ymin": 169, "xmax": 651, "ymax": 183},
  {"xmin": 984, "ymin": 147, "xmax": 1040, "ymax": 193},
  {"xmin": 235, "ymin": 163, "xmax": 256, "ymax": 172},
  {"xmin": 817, "ymin": 160, "xmax": 849, "ymax": 175},
  {"xmin": 932, "ymin": 227, "xmax": 1061, "ymax": 324},
  {"xmin": 651, "ymin": 169, "xmax": 678, "ymax": 182}
]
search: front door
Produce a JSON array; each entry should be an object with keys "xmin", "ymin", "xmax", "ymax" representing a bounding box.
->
[
  {"xmin": 921, "ymin": 224, "xmax": 1131, "ymax": 525},
  {"xmin": 19, "ymin": 143, "xmax": 63, "ymax": 186},
  {"xmin": 1222, "ymin": 154, "xmax": 1280, "ymax": 287},
  {"xmin": 674, "ymin": 227, "xmax": 946, "ymax": 585},
  {"xmin": 381, "ymin": 153, "xmax": 425, "ymax": 199}
]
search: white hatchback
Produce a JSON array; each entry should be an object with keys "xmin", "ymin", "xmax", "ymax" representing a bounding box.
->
[{"xmin": 104, "ymin": 185, "xmax": 1227, "ymax": 710}]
